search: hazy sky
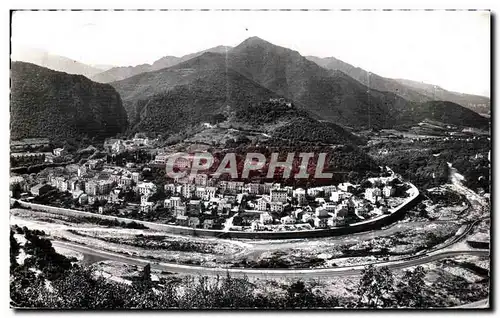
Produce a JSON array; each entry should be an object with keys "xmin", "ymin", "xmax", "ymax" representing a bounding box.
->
[{"xmin": 11, "ymin": 10, "xmax": 490, "ymax": 97}]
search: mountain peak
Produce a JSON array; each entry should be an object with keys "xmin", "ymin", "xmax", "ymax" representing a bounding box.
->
[{"xmin": 238, "ymin": 36, "xmax": 273, "ymax": 47}]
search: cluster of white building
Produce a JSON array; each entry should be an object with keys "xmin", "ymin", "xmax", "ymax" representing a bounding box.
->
[
  {"xmin": 104, "ymin": 133, "xmax": 158, "ymax": 155},
  {"xmin": 19, "ymin": 144, "xmax": 404, "ymax": 232}
]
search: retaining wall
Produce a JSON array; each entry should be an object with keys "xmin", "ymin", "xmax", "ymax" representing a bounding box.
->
[{"xmin": 11, "ymin": 184, "xmax": 420, "ymax": 240}]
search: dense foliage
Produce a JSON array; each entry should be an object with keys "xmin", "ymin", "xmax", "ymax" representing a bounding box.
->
[
  {"xmin": 11, "ymin": 62, "xmax": 129, "ymax": 141},
  {"xmin": 210, "ymin": 143, "xmax": 379, "ymax": 186},
  {"xmin": 10, "ymin": 228, "xmax": 489, "ymax": 309},
  {"xmin": 371, "ymin": 138, "xmax": 490, "ymax": 191},
  {"xmin": 232, "ymin": 101, "xmax": 307, "ymax": 125},
  {"xmin": 273, "ymin": 117, "xmax": 363, "ymax": 145},
  {"xmin": 395, "ymin": 101, "xmax": 490, "ymax": 130},
  {"xmin": 126, "ymin": 68, "xmax": 279, "ymax": 134}
]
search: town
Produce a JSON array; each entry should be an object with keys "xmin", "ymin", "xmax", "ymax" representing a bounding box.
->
[
  {"xmin": 10, "ymin": 136, "xmax": 411, "ymax": 233},
  {"xmin": 9, "ymin": 11, "xmax": 491, "ymax": 310}
]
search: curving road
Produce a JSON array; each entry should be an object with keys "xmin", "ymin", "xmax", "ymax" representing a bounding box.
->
[
  {"xmin": 50, "ymin": 192, "xmax": 487, "ymax": 280},
  {"xmin": 53, "ymin": 240, "xmax": 489, "ymax": 279},
  {"xmin": 21, "ymin": 164, "xmax": 492, "ymax": 306}
]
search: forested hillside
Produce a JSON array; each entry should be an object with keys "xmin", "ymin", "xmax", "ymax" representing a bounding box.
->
[{"xmin": 11, "ymin": 62, "xmax": 129, "ymax": 141}]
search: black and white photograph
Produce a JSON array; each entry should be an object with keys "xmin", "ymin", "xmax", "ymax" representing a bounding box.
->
[{"xmin": 8, "ymin": 8, "xmax": 491, "ymax": 310}]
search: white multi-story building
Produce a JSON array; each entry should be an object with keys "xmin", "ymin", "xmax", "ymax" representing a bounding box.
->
[
  {"xmin": 323, "ymin": 202, "xmax": 336, "ymax": 212},
  {"xmin": 247, "ymin": 183, "xmax": 260, "ymax": 194},
  {"xmin": 307, "ymin": 187, "xmax": 323, "ymax": 197},
  {"xmin": 257, "ymin": 196, "xmax": 270, "ymax": 211},
  {"xmin": 164, "ymin": 183, "xmax": 176, "ymax": 193},
  {"xmin": 118, "ymin": 176, "xmax": 132, "ymax": 187},
  {"xmin": 58, "ymin": 178, "xmax": 68, "ymax": 192},
  {"xmin": 270, "ymin": 201, "xmax": 284, "ymax": 213},
  {"xmin": 205, "ymin": 186, "xmax": 217, "ymax": 200},
  {"xmin": 383, "ymin": 186, "xmax": 395, "ymax": 198},
  {"xmin": 323, "ymin": 185, "xmax": 337, "ymax": 197},
  {"xmin": 365, "ymin": 188, "xmax": 382, "ymax": 204},
  {"xmin": 270, "ymin": 189, "xmax": 288, "ymax": 203},
  {"xmin": 259, "ymin": 212, "xmax": 273, "ymax": 224},
  {"xmin": 111, "ymin": 140, "xmax": 125, "ymax": 154},
  {"xmin": 194, "ymin": 174, "xmax": 208, "ymax": 186},
  {"xmin": 227, "ymin": 181, "xmax": 244, "ymax": 193},
  {"xmin": 182, "ymin": 183, "xmax": 195, "ymax": 198},
  {"xmin": 140, "ymin": 195, "xmax": 155, "ymax": 213},
  {"xmin": 154, "ymin": 153, "xmax": 169, "ymax": 165},
  {"xmin": 330, "ymin": 191, "xmax": 344, "ymax": 203},
  {"xmin": 77, "ymin": 165, "xmax": 87, "ymax": 177},
  {"xmin": 251, "ymin": 220, "xmax": 264, "ymax": 231},
  {"xmin": 195, "ymin": 187, "xmax": 206, "ymax": 199},
  {"xmin": 164, "ymin": 196, "xmax": 182, "ymax": 208},
  {"xmin": 293, "ymin": 188, "xmax": 306, "ymax": 206},
  {"xmin": 174, "ymin": 205, "xmax": 187, "ymax": 217},
  {"xmin": 261, "ymin": 183, "xmax": 273, "ymax": 194},
  {"xmin": 137, "ymin": 182, "xmax": 157, "ymax": 196},
  {"xmin": 131, "ymin": 172, "xmax": 140, "ymax": 184},
  {"xmin": 338, "ymin": 182, "xmax": 354, "ymax": 192},
  {"xmin": 85, "ymin": 180, "xmax": 98, "ymax": 196},
  {"xmin": 313, "ymin": 216, "xmax": 328, "ymax": 228},
  {"xmin": 280, "ymin": 215, "xmax": 296, "ymax": 225}
]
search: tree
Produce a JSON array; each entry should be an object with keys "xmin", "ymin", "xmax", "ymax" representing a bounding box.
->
[
  {"xmin": 395, "ymin": 266, "xmax": 427, "ymax": 308},
  {"xmin": 132, "ymin": 264, "xmax": 153, "ymax": 291},
  {"xmin": 357, "ymin": 265, "xmax": 395, "ymax": 308},
  {"xmin": 361, "ymin": 179, "xmax": 373, "ymax": 189},
  {"xmin": 232, "ymin": 214, "xmax": 243, "ymax": 226},
  {"xmin": 10, "ymin": 183, "xmax": 23, "ymax": 199},
  {"xmin": 142, "ymin": 264, "xmax": 152, "ymax": 283},
  {"xmin": 10, "ymin": 230, "xmax": 20, "ymax": 271},
  {"xmin": 285, "ymin": 280, "xmax": 322, "ymax": 308}
]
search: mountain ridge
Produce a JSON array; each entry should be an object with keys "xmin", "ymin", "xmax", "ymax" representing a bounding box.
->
[
  {"xmin": 306, "ymin": 55, "xmax": 490, "ymax": 115},
  {"xmin": 111, "ymin": 36, "xmax": 489, "ymax": 135},
  {"xmin": 10, "ymin": 62, "xmax": 129, "ymax": 141},
  {"xmin": 92, "ymin": 45, "xmax": 233, "ymax": 83}
]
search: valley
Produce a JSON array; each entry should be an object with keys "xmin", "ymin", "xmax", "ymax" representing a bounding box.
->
[{"xmin": 10, "ymin": 33, "xmax": 491, "ymax": 309}]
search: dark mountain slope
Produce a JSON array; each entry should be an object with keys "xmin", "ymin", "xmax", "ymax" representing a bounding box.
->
[
  {"xmin": 130, "ymin": 66, "xmax": 292, "ymax": 134},
  {"xmin": 273, "ymin": 116, "xmax": 363, "ymax": 145},
  {"xmin": 229, "ymin": 37, "xmax": 490, "ymax": 129},
  {"xmin": 305, "ymin": 55, "xmax": 430, "ymax": 103},
  {"xmin": 227, "ymin": 37, "xmax": 411, "ymax": 128},
  {"xmin": 396, "ymin": 101, "xmax": 490, "ymax": 129},
  {"xmin": 112, "ymin": 36, "xmax": 488, "ymax": 131},
  {"xmin": 10, "ymin": 62, "xmax": 128, "ymax": 141},
  {"xmin": 396, "ymin": 78, "xmax": 491, "ymax": 115},
  {"xmin": 90, "ymin": 64, "xmax": 154, "ymax": 84},
  {"xmin": 111, "ymin": 52, "xmax": 229, "ymax": 121},
  {"xmin": 112, "ymin": 52, "xmax": 361, "ymax": 146},
  {"xmin": 306, "ymin": 55, "xmax": 490, "ymax": 115}
]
